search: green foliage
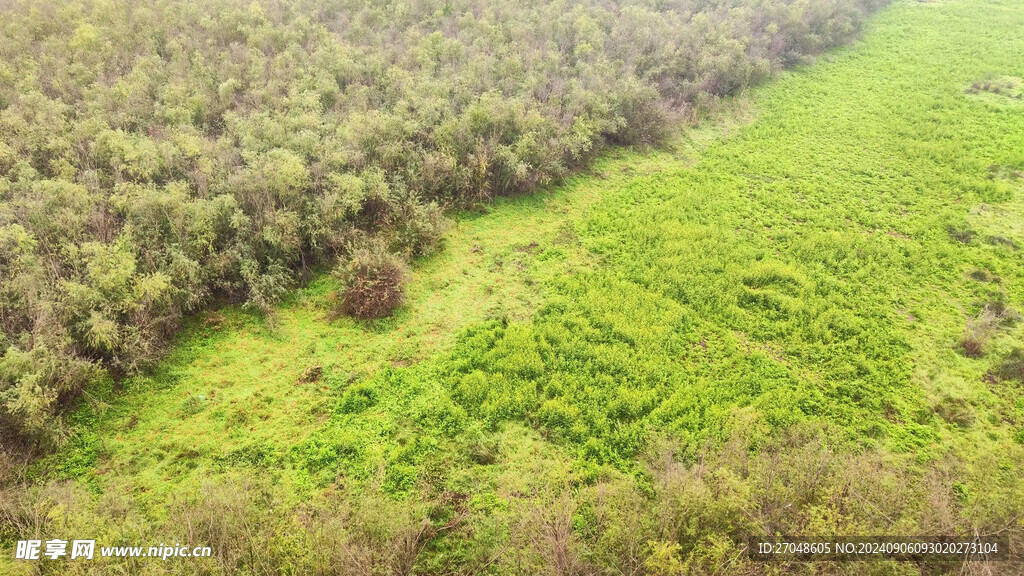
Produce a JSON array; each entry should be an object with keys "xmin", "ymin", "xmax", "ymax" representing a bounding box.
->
[
  {"xmin": 390, "ymin": 197, "xmax": 450, "ymax": 258},
  {"xmin": 0, "ymin": 0, "xmax": 888, "ymax": 445},
  {"xmin": 5, "ymin": 420, "xmax": 1023, "ymax": 575},
  {"xmin": 0, "ymin": 344, "xmax": 97, "ymax": 444},
  {"xmin": 337, "ymin": 381, "xmax": 378, "ymax": 414},
  {"xmin": 8, "ymin": 0, "xmax": 1024, "ymax": 573},
  {"xmin": 990, "ymin": 348, "xmax": 1024, "ymax": 382}
]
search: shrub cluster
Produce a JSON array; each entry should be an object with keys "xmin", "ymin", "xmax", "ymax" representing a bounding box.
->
[
  {"xmin": 0, "ymin": 0, "xmax": 890, "ymax": 444},
  {"xmin": 334, "ymin": 239, "xmax": 408, "ymax": 320}
]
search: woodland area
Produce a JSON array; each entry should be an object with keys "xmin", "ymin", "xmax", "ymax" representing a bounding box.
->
[{"xmin": 0, "ymin": 0, "xmax": 889, "ymax": 446}]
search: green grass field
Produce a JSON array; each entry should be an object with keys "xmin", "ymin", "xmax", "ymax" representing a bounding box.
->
[{"xmin": 16, "ymin": 0, "xmax": 1024, "ymax": 572}]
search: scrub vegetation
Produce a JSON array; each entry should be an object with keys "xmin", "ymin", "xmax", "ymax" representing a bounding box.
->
[
  {"xmin": 3, "ymin": 0, "xmax": 1024, "ymax": 574},
  {"xmin": 0, "ymin": 0, "xmax": 888, "ymax": 446}
]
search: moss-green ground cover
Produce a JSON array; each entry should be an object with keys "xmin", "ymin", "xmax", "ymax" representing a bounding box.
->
[{"xmin": 22, "ymin": 0, "xmax": 1024, "ymax": 567}]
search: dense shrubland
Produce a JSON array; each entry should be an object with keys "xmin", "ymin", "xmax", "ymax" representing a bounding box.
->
[{"xmin": 0, "ymin": 0, "xmax": 890, "ymax": 446}]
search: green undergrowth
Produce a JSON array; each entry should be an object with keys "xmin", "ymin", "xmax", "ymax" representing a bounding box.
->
[{"xmin": 36, "ymin": 0, "xmax": 1024, "ymax": 532}]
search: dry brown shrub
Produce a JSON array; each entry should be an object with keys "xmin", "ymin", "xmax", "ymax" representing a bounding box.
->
[{"xmin": 335, "ymin": 241, "xmax": 408, "ymax": 320}]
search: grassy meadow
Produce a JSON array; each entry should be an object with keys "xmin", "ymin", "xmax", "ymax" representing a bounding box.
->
[{"xmin": 7, "ymin": 0, "xmax": 1024, "ymax": 572}]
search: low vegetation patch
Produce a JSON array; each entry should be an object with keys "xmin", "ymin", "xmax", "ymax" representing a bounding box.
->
[
  {"xmin": 965, "ymin": 76, "xmax": 1024, "ymax": 104},
  {"xmin": 960, "ymin": 302, "xmax": 1018, "ymax": 358},
  {"xmin": 989, "ymin": 348, "xmax": 1024, "ymax": 383}
]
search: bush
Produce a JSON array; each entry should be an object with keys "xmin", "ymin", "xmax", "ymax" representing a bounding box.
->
[
  {"xmin": 990, "ymin": 348, "xmax": 1024, "ymax": 382},
  {"xmin": 390, "ymin": 198, "xmax": 450, "ymax": 258},
  {"xmin": 960, "ymin": 302, "xmax": 1017, "ymax": 358},
  {"xmin": 0, "ymin": 343, "xmax": 98, "ymax": 446},
  {"xmin": 933, "ymin": 395, "xmax": 975, "ymax": 427},
  {"xmin": 2, "ymin": 420, "xmax": 1021, "ymax": 574},
  {"xmin": 961, "ymin": 306, "xmax": 998, "ymax": 358},
  {"xmin": 334, "ymin": 241, "xmax": 408, "ymax": 320},
  {"xmin": 961, "ymin": 333, "xmax": 986, "ymax": 359},
  {"xmin": 947, "ymin": 224, "xmax": 977, "ymax": 244}
]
